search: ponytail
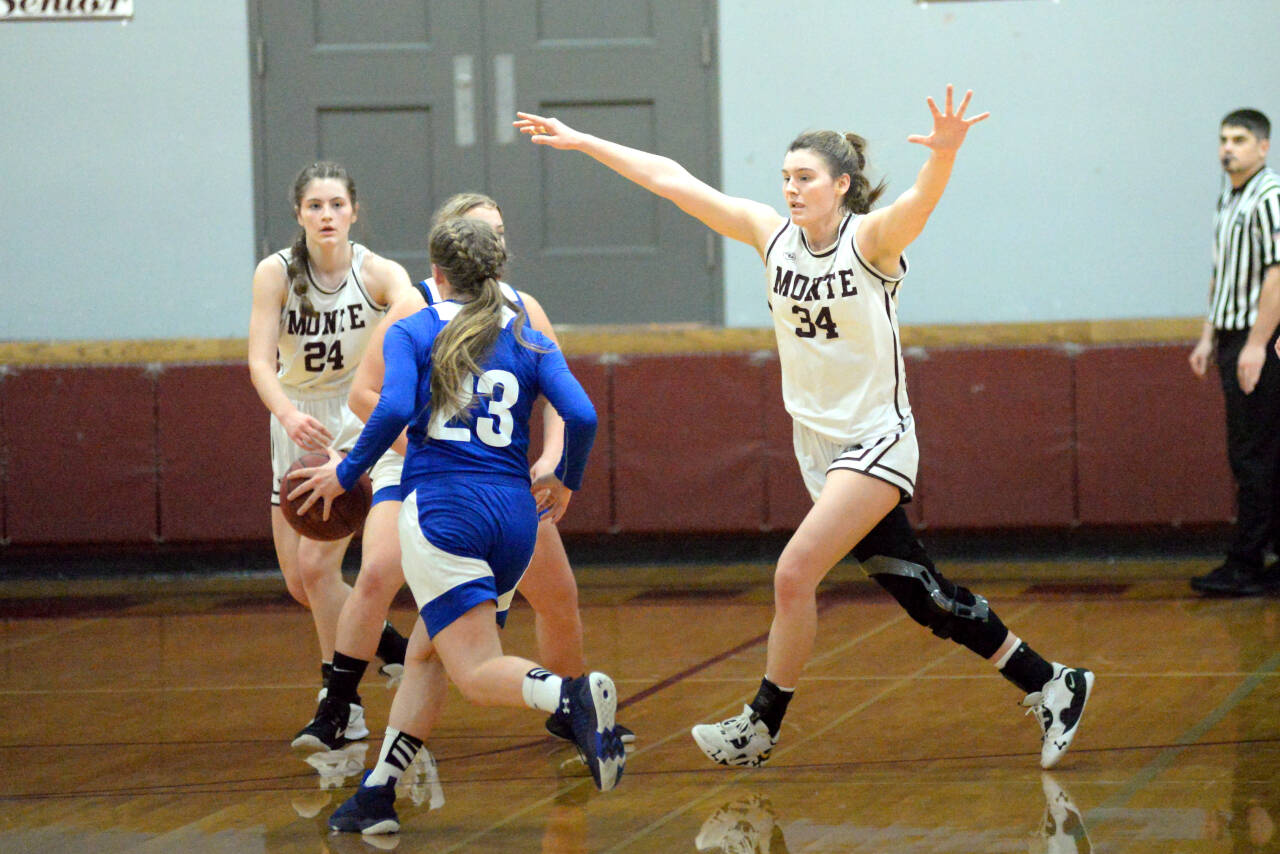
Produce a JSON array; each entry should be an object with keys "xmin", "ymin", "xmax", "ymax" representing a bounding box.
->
[
  {"xmin": 286, "ymin": 229, "xmax": 318, "ymax": 318},
  {"xmin": 427, "ymin": 219, "xmax": 523, "ymax": 424},
  {"xmin": 840, "ymin": 132, "xmax": 886, "ymax": 214}
]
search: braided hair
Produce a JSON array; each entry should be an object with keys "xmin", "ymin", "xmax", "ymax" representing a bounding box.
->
[{"xmin": 427, "ymin": 218, "xmax": 544, "ymax": 424}]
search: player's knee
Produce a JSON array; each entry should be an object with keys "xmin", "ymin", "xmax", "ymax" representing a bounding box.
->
[
  {"xmin": 867, "ymin": 561, "xmax": 986, "ymax": 637},
  {"xmin": 523, "ymin": 571, "xmax": 580, "ymax": 616},
  {"xmin": 773, "ymin": 560, "xmax": 819, "ymax": 609},
  {"xmin": 294, "ymin": 556, "xmax": 338, "ymax": 591},
  {"xmin": 448, "ymin": 665, "xmax": 494, "ymax": 706},
  {"xmin": 352, "ymin": 563, "xmax": 402, "ymax": 607},
  {"xmin": 284, "ymin": 579, "xmax": 310, "ymax": 608},
  {"xmin": 866, "ymin": 560, "xmax": 1007, "ymax": 655},
  {"xmin": 276, "ymin": 563, "xmax": 310, "ymax": 607}
]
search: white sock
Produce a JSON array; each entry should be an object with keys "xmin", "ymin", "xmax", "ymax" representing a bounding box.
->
[
  {"xmin": 993, "ymin": 635, "xmax": 1022, "ymax": 670},
  {"xmin": 365, "ymin": 727, "xmax": 423, "ymax": 787},
  {"xmin": 522, "ymin": 667, "xmax": 563, "ymax": 713}
]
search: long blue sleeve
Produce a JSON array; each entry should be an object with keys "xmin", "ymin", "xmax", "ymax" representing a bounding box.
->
[
  {"xmin": 536, "ymin": 348, "xmax": 597, "ymax": 491},
  {"xmin": 336, "ymin": 323, "xmax": 420, "ymax": 490}
]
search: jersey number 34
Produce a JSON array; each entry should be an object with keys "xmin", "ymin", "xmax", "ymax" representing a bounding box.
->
[
  {"xmin": 793, "ymin": 305, "xmax": 840, "ymax": 339},
  {"xmin": 428, "ymin": 369, "xmax": 519, "ymax": 448}
]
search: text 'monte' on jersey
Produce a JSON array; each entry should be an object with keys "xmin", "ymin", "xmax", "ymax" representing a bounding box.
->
[{"xmin": 274, "ymin": 242, "xmax": 389, "ymax": 396}]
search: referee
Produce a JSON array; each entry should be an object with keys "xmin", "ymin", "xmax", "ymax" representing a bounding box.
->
[{"xmin": 1189, "ymin": 108, "xmax": 1280, "ymax": 596}]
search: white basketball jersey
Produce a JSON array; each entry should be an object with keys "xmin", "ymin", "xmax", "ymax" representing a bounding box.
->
[
  {"xmin": 274, "ymin": 242, "xmax": 388, "ymax": 396},
  {"xmin": 764, "ymin": 214, "xmax": 912, "ymax": 444}
]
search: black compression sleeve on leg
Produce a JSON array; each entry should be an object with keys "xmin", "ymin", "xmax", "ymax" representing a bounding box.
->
[
  {"xmin": 999, "ymin": 641, "xmax": 1055, "ymax": 694},
  {"xmin": 376, "ymin": 621, "xmax": 408, "ymax": 666},
  {"xmin": 856, "ymin": 506, "xmax": 1009, "ymax": 658}
]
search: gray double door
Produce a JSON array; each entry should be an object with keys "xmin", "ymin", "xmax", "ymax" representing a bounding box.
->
[{"xmin": 253, "ymin": 0, "xmax": 721, "ymax": 324}]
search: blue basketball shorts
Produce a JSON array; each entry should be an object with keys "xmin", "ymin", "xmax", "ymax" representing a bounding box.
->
[{"xmin": 397, "ymin": 477, "xmax": 538, "ymax": 637}]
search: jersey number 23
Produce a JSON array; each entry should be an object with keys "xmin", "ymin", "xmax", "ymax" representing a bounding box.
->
[{"xmin": 428, "ymin": 369, "xmax": 519, "ymax": 448}]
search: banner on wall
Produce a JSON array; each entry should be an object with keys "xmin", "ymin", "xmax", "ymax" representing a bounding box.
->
[{"xmin": 1, "ymin": 1, "xmax": 133, "ymax": 20}]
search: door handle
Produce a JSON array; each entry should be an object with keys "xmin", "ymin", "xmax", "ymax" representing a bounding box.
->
[
  {"xmin": 453, "ymin": 54, "xmax": 476, "ymax": 147},
  {"xmin": 493, "ymin": 53, "xmax": 516, "ymax": 145}
]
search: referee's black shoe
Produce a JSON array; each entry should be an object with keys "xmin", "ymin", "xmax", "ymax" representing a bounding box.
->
[
  {"xmin": 1261, "ymin": 560, "xmax": 1280, "ymax": 595},
  {"xmin": 1190, "ymin": 562, "xmax": 1265, "ymax": 596}
]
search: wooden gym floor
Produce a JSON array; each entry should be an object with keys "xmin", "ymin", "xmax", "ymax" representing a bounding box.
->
[{"xmin": 0, "ymin": 556, "xmax": 1277, "ymax": 853}]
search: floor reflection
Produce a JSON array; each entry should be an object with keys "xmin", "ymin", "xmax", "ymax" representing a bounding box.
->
[
  {"xmin": 691, "ymin": 775, "xmax": 1095, "ymax": 854},
  {"xmin": 696, "ymin": 793, "xmax": 787, "ymax": 853},
  {"xmin": 1035, "ymin": 773, "xmax": 1091, "ymax": 854}
]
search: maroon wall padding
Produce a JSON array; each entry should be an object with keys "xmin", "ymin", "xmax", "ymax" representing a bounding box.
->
[
  {"xmin": 4, "ymin": 366, "xmax": 158, "ymax": 544},
  {"xmin": 1076, "ymin": 345, "xmax": 1234, "ymax": 525},
  {"xmin": 910, "ymin": 347, "xmax": 1076, "ymax": 528},
  {"xmin": 551, "ymin": 356, "xmax": 612, "ymax": 535},
  {"xmin": 156, "ymin": 364, "xmax": 270, "ymax": 541},
  {"xmin": 613, "ymin": 354, "xmax": 766, "ymax": 532},
  {"xmin": 761, "ymin": 356, "xmax": 812, "ymax": 532},
  {"xmin": 901, "ymin": 355, "xmax": 927, "ymax": 531}
]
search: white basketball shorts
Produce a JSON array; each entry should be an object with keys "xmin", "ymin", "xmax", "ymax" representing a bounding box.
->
[
  {"xmin": 792, "ymin": 417, "xmax": 919, "ymax": 503},
  {"xmin": 268, "ymin": 390, "xmax": 364, "ymax": 505}
]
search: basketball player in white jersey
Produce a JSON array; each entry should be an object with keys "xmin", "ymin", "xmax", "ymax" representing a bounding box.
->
[
  {"xmin": 294, "ymin": 192, "xmax": 633, "ymax": 751},
  {"xmin": 248, "ymin": 161, "xmax": 415, "ymax": 745},
  {"xmin": 516, "ymin": 86, "xmax": 1093, "ymax": 770}
]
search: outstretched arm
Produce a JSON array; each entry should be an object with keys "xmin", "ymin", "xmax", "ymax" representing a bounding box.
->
[
  {"xmin": 515, "ymin": 111, "xmax": 783, "ymax": 258},
  {"xmin": 349, "ymin": 289, "xmax": 427, "ymax": 455},
  {"xmin": 856, "ymin": 85, "xmax": 989, "ymax": 275}
]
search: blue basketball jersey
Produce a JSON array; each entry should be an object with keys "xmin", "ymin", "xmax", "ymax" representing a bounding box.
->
[
  {"xmin": 336, "ymin": 301, "xmax": 596, "ymax": 496},
  {"xmin": 334, "ymin": 295, "xmax": 594, "ymax": 636}
]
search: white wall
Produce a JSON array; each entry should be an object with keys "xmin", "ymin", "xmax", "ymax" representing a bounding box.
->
[
  {"xmin": 718, "ymin": 0, "xmax": 1280, "ymax": 327},
  {"xmin": 0, "ymin": 1, "xmax": 254, "ymax": 340},
  {"xmin": 4, "ymin": 1, "xmax": 1278, "ymax": 339}
]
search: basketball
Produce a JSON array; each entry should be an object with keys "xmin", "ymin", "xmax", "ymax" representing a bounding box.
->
[{"xmin": 279, "ymin": 452, "xmax": 372, "ymax": 541}]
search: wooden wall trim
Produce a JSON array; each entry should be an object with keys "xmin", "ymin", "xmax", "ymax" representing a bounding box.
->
[{"xmin": 0, "ymin": 318, "xmax": 1203, "ymax": 366}]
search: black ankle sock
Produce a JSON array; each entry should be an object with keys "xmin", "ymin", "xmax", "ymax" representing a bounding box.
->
[
  {"xmin": 999, "ymin": 642, "xmax": 1055, "ymax": 694},
  {"xmin": 376, "ymin": 621, "xmax": 408, "ymax": 666},
  {"xmin": 749, "ymin": 677, "xmax": 793, "ymax": 737},
  {"xmin": 328, "ymin": 651, "xmax": 369, "ymax": 705},
  {"xmin": 321, "ymin": 661, "xmax": 333, "ymax": 690}
]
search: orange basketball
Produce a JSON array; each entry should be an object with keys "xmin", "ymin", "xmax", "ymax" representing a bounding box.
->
[{"xmin": 279, "ymin": 452, "xmax": 372, "ymax": 541}]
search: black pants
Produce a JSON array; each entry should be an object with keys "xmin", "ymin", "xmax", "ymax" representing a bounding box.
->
[{"xmin": 1215, "ymin": 328, "xmax": 1280, "ymax": 569}]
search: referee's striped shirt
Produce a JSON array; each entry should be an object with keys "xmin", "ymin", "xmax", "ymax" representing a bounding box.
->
[{"xmin": 1210, "ymin": 165, "xmax": 1280, "ymax": 330}]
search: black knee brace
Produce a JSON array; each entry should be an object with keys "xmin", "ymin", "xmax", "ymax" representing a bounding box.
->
[{"xmin": 853, "ymin": 507, "xmax": 1007, "ymax": 658}]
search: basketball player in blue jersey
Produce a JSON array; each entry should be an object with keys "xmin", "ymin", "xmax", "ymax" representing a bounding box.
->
[
  {"xmin": 288, "ymin": 217, "xmax": 625, "ymax": 835},
  {"xmin": 248, "ymin": 162, "xmax": 415, "ymax": 746},
  {"xmin": 516, "ymin": 86, "xmax": 1093, "ymax": 771},
  {"xmin": 293, "ymin": 192, "xmax": 634, "ymax": 755}
]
